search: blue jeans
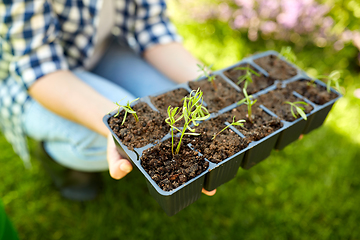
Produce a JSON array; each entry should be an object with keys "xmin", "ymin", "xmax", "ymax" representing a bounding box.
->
[{"xmin": 22, "ymin": 40, "xmax": 177, "ymax": 171}]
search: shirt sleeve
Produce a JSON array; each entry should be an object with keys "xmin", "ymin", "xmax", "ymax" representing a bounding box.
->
[
  {"xmin": 133, "ymin": 0, "xmax": 182, "ymax": 53},
  {"xmin": 0, "ymin": 0, "xmax": 68, "ymax": 90}
]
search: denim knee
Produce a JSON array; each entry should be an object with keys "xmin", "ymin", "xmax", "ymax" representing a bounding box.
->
[{"xmin": 44, "ymin": 130, "xmax": 109, "ymax": 172}]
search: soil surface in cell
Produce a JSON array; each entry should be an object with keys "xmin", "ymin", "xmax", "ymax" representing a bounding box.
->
[
  {"xmin": 254, "ymin": 55, "xmax": 297, "ymax": 80},
  {"xmin": 224, "ymin": 64, "xmax": 275, "ymax": 94},
  {"xmin": 184, "ymin": 115, "xmax": 250, "ymax": 164},
  {"xmin": 150, "ymin": 88, "xmax": 189, "ymax": 126},
  {"xmin": 141, "ymin": 139, "xmax": 209, "ymax": 191},
  {"xmin": 258, "ymin": 86, "xmax": 314, "ymax": 122},
  {"xmin": 224, "ymin": 102, "xmax": 283, "ymax": 141},
  {"xmin": 108, "ymin": 102, "xmax": 169, "ymax": 150},
  {"xmin": 150, "ymin": 88, "xmax": 189, "ymax": 114},
  {"xmin": 189, "ymin": 76, "xmax": 243, "ymax": 113},
  {"xmin": 286, "ymin": 79, "xmax": 339, "ymax": 105}
]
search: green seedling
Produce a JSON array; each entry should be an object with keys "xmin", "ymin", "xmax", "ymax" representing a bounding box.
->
[
  {"xmin": 197, "ymin": 63, "xmax": 217, "ymax": 90},
  {"xmin": 212, "ymin": 116, "xmax": 245, "ymax": 140},
  {"xmin": 278, "ymin": 46, "xmax": 297, "ymax": 63},
  {"xmin": 284, "ymin": 101, "xmax": 308, "ymax": 120},
  {"xmin": 235, "ymin": 65, "xmax": 260, "ymax": 89},
  {"xmin": 314, "ymin": 70, "xmax": 342, "ymax": 93},
  {"xmin": 237, "ymin": 88, "xmax": 257, "ymax": 123},
  {"xmin": 165, "ymin": 88, "xmax": 210, "ymax": 156},
  {"xmin": 112, "ymin": 97, "xmax": 140, "ymax": 125},
  {"xmin": 165, "ymin": 106, "xmax": 183, "ymax": 156}
]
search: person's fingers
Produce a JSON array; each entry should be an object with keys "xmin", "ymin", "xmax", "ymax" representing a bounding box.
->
[
  {"xmin": 202, "ymin": 188, "xmax": 216, "ymax": 196},
  {"xmin": 107, "ymin": 133, "xmax": 133, "ymax": 180},
  {"xmin": 109, "ymin": 159, "xmax": 133, "ymax": 180}
]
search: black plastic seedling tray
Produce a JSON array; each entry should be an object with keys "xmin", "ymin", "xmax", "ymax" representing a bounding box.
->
[
  {"xmin": 103, "ymin": 50, "xmax": 342, "ymax": 216},
  {"xmin": 188, "ymin": 113, "xmax": 248, "ymax": 192}
]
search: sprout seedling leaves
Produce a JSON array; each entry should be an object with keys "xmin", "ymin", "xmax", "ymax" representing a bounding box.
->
[
  {"xmin": 315, "ymin": 70, "xmax": 342, "ymax": 93},
  {"xmin": 165, "ymin": 88, "xmax": 210, "ymax": 156},
  {"xmin": 165, "ymin": 106, "xmax": 183, "ymax": 156},
  {"xmin": 284, "ymin": 101, "xmax": 308, "ymax": 120},
  {"xmin": 212, "ymin": 116, "xmax": 245, "ymax": 140},
  {"xmin": 278, "ymin": 46, "xmax": 297, "ymax": 63},
  {"xmin": 235, "ymin": 65, "xmax": 260, "ymax": 88},
  {"xmin": 112, "ymin": 97, "xmax": 140, "ymax": 125},
  {"xmin": 237, "ymin": 88, "xmax": 257, "ymax": 123},
  {"xmin": 326, "ymin": 70, "xmax": 342, "ymax": 93},
  {"xmin": 197, "ymin": 63, "xmax": 217, "ymax": 90}
]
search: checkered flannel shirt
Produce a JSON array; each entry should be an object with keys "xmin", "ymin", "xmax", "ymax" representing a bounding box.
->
[{"xmin": 0, "ymin": 0, "xmax": 181, "ymax": 166}]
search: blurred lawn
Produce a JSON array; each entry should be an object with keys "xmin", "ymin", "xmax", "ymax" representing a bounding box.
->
[{"xmin": 1, "ymin": 2, "xmax": 360, "ymax": 239}]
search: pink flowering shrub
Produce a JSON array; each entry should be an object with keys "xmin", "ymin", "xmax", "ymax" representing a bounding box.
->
[{"xmin": 181, "ymin": 0, "xmax": 360, "ymax": 51}]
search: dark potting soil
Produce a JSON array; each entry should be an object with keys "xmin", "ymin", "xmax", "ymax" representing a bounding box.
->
[
  {"xmin": 223, "ymin": 64, "xmax": 275, "ymax": 95},
  {"xmin": 224, "ymin": 103, "xmax": 283, "ymax": 141},
  {"xmin": 188, "ymin": 76, "xmax": 243, "ymax": 113},
  {"xmin": 184, "ymin": 115, "xmax": 250, "ymax": 164},
  {"xmin": 150, "ymin": 88, "xmax": 189, "ymax": 126},
  {"xmin": 150, "ymin": 88, "xmax": 189, "ymax": 115},
  {"xmin": 258, "ymin": 87, "xmax": 314, "ymax": 122},
  {"xmin": 254, "ymin": 55, "xmax": 297, "ymax": 80},
  {"xmin": 108, "ymin": 102, "xmax": 169, "ymax": 150},
  {"xmin": 140, "ymin": 139, "xmax": 209, "ymax": 191},
  {"xmin": 286, "ymin": 79, "xmax": 338, "ymax": 105}
]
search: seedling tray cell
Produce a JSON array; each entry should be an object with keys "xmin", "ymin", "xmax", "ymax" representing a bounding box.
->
[
  {"xmin": 303, "ymin": 101, "xmax": 335, "ymax": 134},
  {"xmin": 296, "ymin": 78, "xmax": 342, "ymax": 134},
  {"xmin": 221, "ymin": 103, "xmax": 283, "ymax": 170},
  {"xmin": 144, "ymin": 146, "xmax": 208, "ymax": 217},
  {"xmin": 241, "ymin": 127, "xmax": 281, "ymax": 170},
  {"xmin": 274, "ymin": 94, "xmax": 316, "ymax": 150},
  {"xmin": 251, "ymin": 50, "xmax": 300, "ymax": 82},
  {"xmin": 203, "ymin": 149, "xmax": 245, "ymax": 191},
  {"xmin": 187, "ymin": 114, "xmax": 249, "ymax": 191}
]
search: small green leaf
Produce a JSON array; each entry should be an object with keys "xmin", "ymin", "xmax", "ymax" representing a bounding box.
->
[
  {"xmin": 184, "ymin": 132, "xmax": 200, "ymax": 136},
  {"xmin": 237, "ymin": 98, "xmax": 246, "ymax": 105},
  {"xmin": 294, "ymin": 101, "xmax": 308, "ymax": 105},
  {"xmin": 328, "ymin": 70, "xmax": 341, "ymax": 80},
  {"xmin": 290, "ymin": 107, "xmax": 296, "ymax": 119},
  {"xmin": 279, "ymin": 46, "xmax": 297, "ymax": 63},
  {"xmin": 249, "ymin": 68, "xmax": 260, "ymax": 77},
  {"xmin": 285, "ymin": 101, "xmax": 308, "ymax": 120},
  {"xmin": 296, "ymin": 106, "xmax": 307, "ymax": 120},
  {"xmin": 121, "ymin": 112, "xmax": 128, "ymax": 125}
]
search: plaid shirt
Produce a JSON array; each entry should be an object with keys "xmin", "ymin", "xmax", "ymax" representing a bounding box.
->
[{"xmin": 0, "ymin": 0, "xmax": 181, "ymax": 166}]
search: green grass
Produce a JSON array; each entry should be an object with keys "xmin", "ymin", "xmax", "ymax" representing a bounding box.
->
[
  {"xmin": 2, "ymin": 100, "xmax": 360, "ymax": 239},
  {"xmin": 2, "ymin": 4, "xmax": 360, "ymax": 239}
]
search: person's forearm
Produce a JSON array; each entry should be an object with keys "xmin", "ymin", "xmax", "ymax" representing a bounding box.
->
[
  {"xmin": 143, "ymin": 42, "xmax": 202, "ymax": 84},
  {"xmin": 28, "ymin": 70, "xmax": 114, "ymax": 138}
]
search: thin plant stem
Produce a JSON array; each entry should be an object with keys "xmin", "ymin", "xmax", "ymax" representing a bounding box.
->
[
  {"xmin": 197, "ymin": 64, "xmax": 217, "ymax": 91},
  {"xmin": 212, "ymin": 116, "xmax": 245, "ymax": 140},
  {"xmin": 238, "ymin": 88, "xmax": 257, "ymax": 123},
  {"xmin": 165, "ymin": 89, "xmax": 210, "ymax": 156},
  {"xmin": 111, "ymin": 98, "xmax": 140, "ymax": 125}
]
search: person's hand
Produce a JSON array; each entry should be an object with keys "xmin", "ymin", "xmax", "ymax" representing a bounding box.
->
[
  {"xmin": 107, "ymin": 134, "xmax": 217, "ymax": 196},
  {"xmin": 107, "ymin": 133, "xmax": 133, "ymax": 179},
  {"xmin": 202, "ymin": 188, "xmax": 216, "ymax": 196}
]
